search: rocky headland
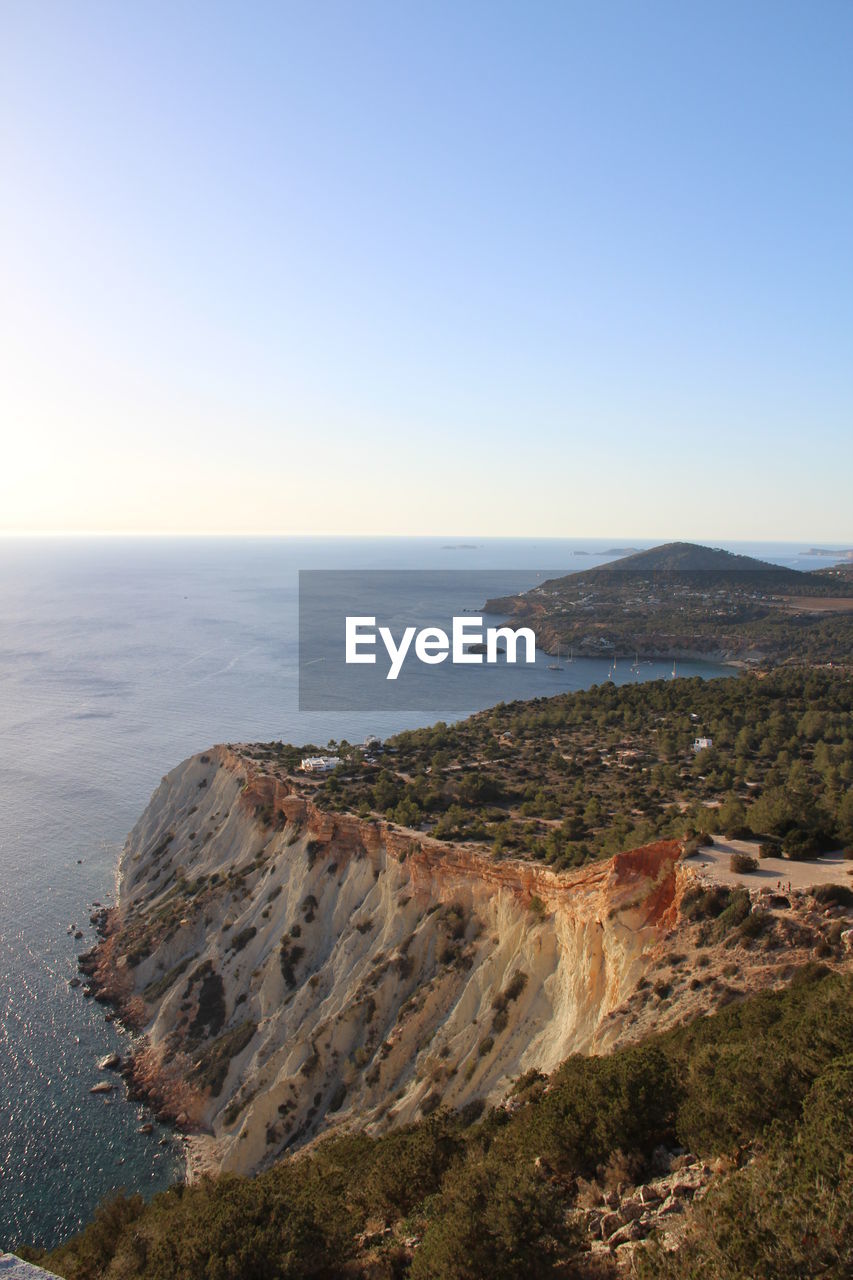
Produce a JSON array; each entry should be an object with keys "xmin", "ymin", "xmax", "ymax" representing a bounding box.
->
[{"xmin": 78, "ymin": 743, "xmax": 853, "ymax": 1187}]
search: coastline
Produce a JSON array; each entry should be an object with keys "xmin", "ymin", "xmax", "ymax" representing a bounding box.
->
[{"xmin": 80, "ymin": 868, "xmax": 208, "ymax": 1189}]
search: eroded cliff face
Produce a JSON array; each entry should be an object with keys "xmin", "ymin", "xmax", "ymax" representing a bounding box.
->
[{"xmin": 94, "ymin": 747, "xmax": 689, "ymax": 1176}]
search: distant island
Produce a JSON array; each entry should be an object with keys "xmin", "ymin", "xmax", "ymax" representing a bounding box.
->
[{"xmin": 484, "ymin": 541, "xmax": 853, "ymax": 667}]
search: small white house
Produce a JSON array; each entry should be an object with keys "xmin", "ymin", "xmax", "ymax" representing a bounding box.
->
[
  {"xmin": 692, "ymin": 737, "xmax": 713, "ymax": 752},
  {"xmin": 363, "ymin": 734, "xmax": 382, "ymax": 749},
  {"xmin": 300, "ymin": 755, "xmax": 341, "ymax": 773}
]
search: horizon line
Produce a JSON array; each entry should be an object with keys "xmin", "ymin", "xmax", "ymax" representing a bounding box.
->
[{"xmin": 0, "ymin": 531, "xmax": 850, "ymax": 546}]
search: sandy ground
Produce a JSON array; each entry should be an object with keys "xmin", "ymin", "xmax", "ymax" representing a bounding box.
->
[
  {"xmin": 182, "ymin": 1133, "xmax": 223, "ymax": 1184},
  {"xmin": 686, "ymin": 837, "xmax": 853, "ymax": 890},
  {"xmin": 777, "ymin": 595, "xmax": 853, "ymax": 613}
]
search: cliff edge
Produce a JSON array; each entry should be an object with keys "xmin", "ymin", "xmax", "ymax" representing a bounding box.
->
[
  {"xmin": 82, "ymin": 744, "xmax": 851, "ymax": 1180},
  {"xmin": 83, "ymin": 746, "xmax": 692, "ymax": 1175}
]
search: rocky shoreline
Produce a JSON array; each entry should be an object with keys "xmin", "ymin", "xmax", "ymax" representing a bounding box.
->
[{"xmin": 76, "ymin": 907, "xmax": 208, "ymax": 1180}]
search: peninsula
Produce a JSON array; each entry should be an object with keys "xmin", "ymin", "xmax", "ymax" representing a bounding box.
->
[{"xmin": 484, "ymin": 541, "xmax": 853, "ymax": 667}]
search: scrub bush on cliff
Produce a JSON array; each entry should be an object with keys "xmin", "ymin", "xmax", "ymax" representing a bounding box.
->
[
  {"xmin": 316, "ymin": 1114, "xmax": 466, "ymax": 1225},
  {"xmin": 409, "ymin": 1152, "xmax": 576, "ymax": 1280},
  {"xmin": 638, "ymin": 1056, "xmax": 853, "ymax": 1280},
  {"xmin": 663, "ymin": 964, "xmax": 853, "ymax": 1153},
  {"xmin": 489, "ymin": 1043, "xmax": 676, "ymax": 1177}
]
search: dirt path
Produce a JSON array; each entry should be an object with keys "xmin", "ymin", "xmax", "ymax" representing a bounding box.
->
[{"xmin": 686, "ymin": 837, "xmax": 852, "ymax": 890}]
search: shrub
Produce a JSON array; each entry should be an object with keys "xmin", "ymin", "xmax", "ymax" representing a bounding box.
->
[
  {"xmin": 306, "ymin": 840, "xmax": 324, "ymax": 869},
  {"xmin": 782, "ymin": 827, "xmax": 822, "ymax": 860},
  {"xmin": 511, "ymin": 1044, "xmax": 677, "ymax": 1177},
  {"xmin": 279, "ymin": 940, "xmax": 305, "ymax": 988},
  {"xmin": 187, "ymin": 966, "xmax": 226, "ymax": 1041},
  {"xmin": 811, "ymin": 883, "xmax": 853, "ymax": 908},
  {"xmin": 681, "ymin": 884, "xmax": 731, "ymax": 922},
  {"xmin": 492, "ymin": 1007, "xmax": 509, "ymax": 1035},
  {"xmin": 713, "ymin": 888, "xmax": 751, "ymax": 936},
  {"xmin": 410, "ymin": 1154, "xmax": 577, "ymax": 1280},
  {"xmin": 190, "ymin": 1020, "xmax": 257, "ymax": 1096},
  {"xmin": 503, "ymin": 970, "xmax": 529, "ymax": 1003},
  {"xmin": 737, "ymin": 910, "xmax": 768, "ymax": 940},
  {"xmin": 729, "ymin": 852, "xmax": 758, "ymax": 873}
]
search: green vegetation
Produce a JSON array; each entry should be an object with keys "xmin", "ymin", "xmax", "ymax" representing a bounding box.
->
[
  {"xmin": 305, "ymin": 668, "xmax": 852, "ymax": 866},
  {"xmin": 185, "ymin": 962, "xmax": 225, "ymax": 1041},
  {"xmin": 143, "ymin": 955, "xmax": 192, "ymax": 1002},
  {"xmin": 34, "ymin": 965, "xmax": 853, "ymax": 1278},
  {"xmin": 228, "ymin": 925, "xmax": 257, "ymax": 953},
  {"xmin": 189, "ymin": 1020, "xmax": 257, "ymax": 1097},
  {"xmin": 812, "ymin": 882, "xmax": 853, "ymax": 908},
  {"xmin": 638, "ymin": 1058, "xmax": 853, "ymax": 1280},
  {"xmin": 279, "ymin": 938, "xmax": 305, "ymax": 988}
]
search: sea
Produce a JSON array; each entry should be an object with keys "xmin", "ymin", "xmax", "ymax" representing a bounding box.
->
[{"xmin": 0, "ymin": 536, "xmax": 832, "ymax": 1249}]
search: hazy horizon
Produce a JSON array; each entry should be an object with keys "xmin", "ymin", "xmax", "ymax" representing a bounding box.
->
[{"xmin": 0, "ymin": 532, "xmax": 849, "ymax": 553}]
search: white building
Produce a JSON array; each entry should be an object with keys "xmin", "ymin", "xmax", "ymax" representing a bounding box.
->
[
  {"xmin": 692, "ymin": 737, "xmax": 713, "ymax": 752},
  {"xmin": 300, "ymin": 755, "xmax": 341, "ymax": 773}
]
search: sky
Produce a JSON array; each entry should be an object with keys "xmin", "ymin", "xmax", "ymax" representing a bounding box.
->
[{"xmin": 1, "ymin": 1, "xmax": 851, "ymax": 540}]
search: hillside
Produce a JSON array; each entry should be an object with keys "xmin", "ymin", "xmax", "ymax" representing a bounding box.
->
[
  {"xmin": 590, "ymin": 540, "xmax": 800, "ymax": 577},
  {"xmin": 40, "ymin": 959, "xmax": 853, "ymax": 1279},
  {"xmin": 20, "ymin": 667, "xmax": 851, "ymax": 1278},
  {"xmin": 484, "ymin": 541, "xmax": 853, "ymax": 666}
]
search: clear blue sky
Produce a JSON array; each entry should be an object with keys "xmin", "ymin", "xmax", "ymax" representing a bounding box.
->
[{"xmin": 1, "ymin": 1, "xmax": 851, "ymax": 538}]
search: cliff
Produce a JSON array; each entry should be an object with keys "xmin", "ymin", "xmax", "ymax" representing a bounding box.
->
[
  {"xmin": 84, "ymin": 746, "xmax": 693, "ymax": 1175},
  {"xmin": 83, "ymin": 744, "xmax": 851, "ymax": 1181}
]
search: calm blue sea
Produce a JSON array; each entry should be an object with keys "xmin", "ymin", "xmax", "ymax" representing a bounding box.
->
[{"xmin": 0, "ymin": 536, "xmax": 828, "ymax": 1248}]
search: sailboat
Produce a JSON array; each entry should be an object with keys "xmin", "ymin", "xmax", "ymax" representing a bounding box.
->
[
  {"xmin": 671, "ymin": 659, "xmax": 678, "ymax": 679},
  {"xmin": 630, "ymin": 651, "xmax": 640, "ymax": 672},
  {"xmin": 548, "ymin": 641, "xmax": 564, "ymax": 671}
]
